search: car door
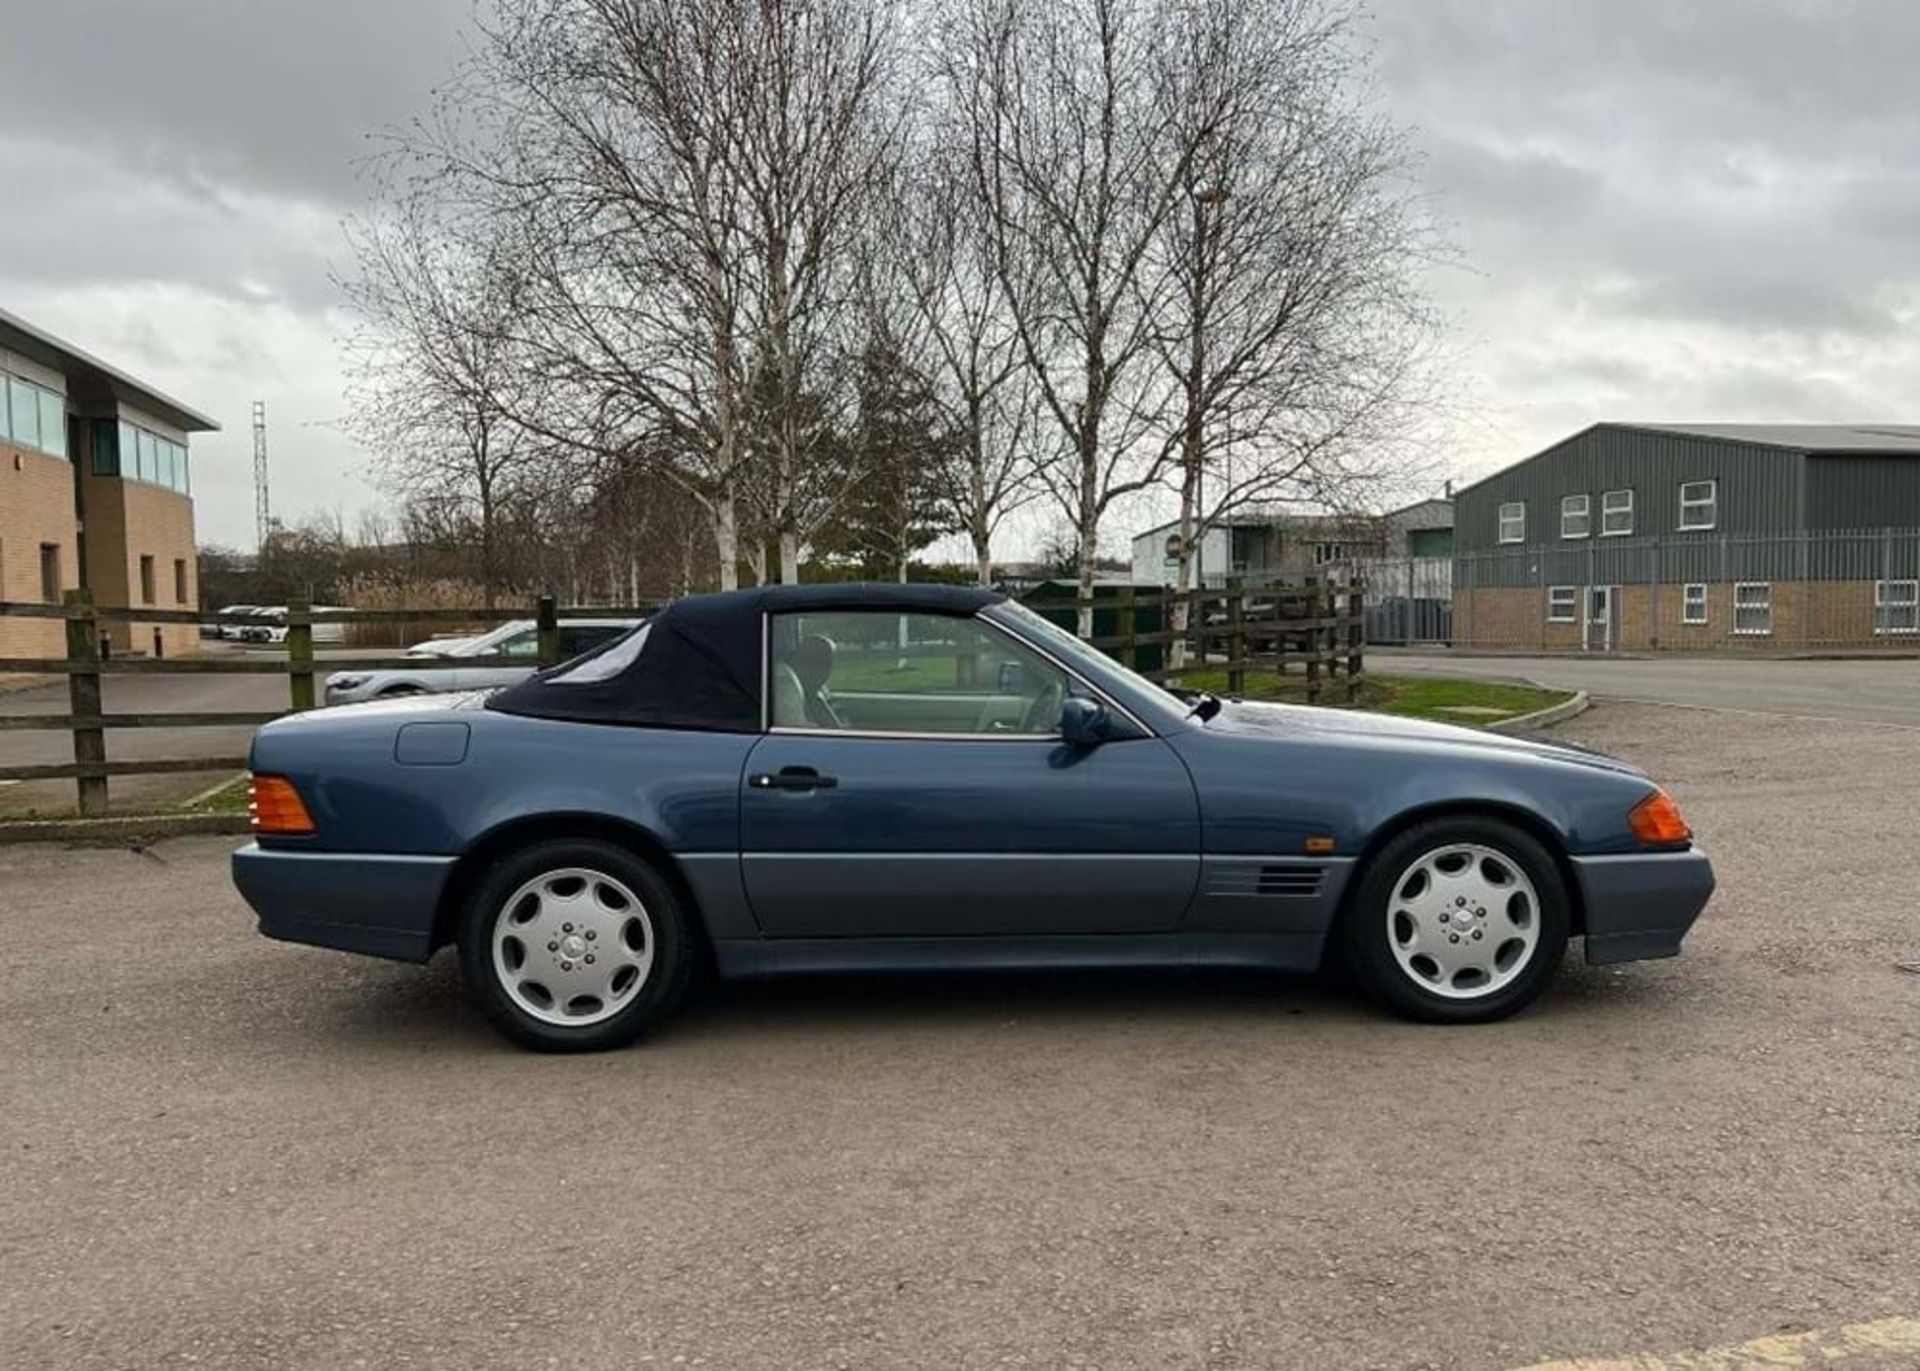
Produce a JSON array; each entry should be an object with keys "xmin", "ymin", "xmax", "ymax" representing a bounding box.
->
[{"xmin": 740, "ymin": 608, "xmax": 1201, "ymax": 938}]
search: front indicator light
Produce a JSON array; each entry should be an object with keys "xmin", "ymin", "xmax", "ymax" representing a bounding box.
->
[
  {"xmin": 249, "ymin": 774, "xmax": 316, "ymax": 835},
  {"xmin": 1628, "ymin": 788, "xmax": 1691, "ymax": 846}
]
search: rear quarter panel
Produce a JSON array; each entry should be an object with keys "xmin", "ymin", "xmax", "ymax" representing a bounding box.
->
[{"xmin": 248, "ymin": 705, "xmax": 753, "ymax": 857}]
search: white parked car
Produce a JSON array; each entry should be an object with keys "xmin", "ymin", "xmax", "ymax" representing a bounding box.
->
[
  {"xmin": 322, "ymin": 618, "xmax": 642, "ymax": 704},
  {"xmin": 212, "ymin": 604, "xmax": 262, "ymax": 639},
  {"xmin": 237, "ymin": 606, "xmax": 349, "ymax": 646}
]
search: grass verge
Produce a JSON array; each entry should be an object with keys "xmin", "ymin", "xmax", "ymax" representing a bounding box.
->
[{"xmin": 1170, "ymin": 670, "xmax": 1571, "ymax": 725}]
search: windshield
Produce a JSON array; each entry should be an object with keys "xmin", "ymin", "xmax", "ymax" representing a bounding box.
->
[
  {"xmin": 993, "ymin": 599, "xmax": 1190, "ymax": 713},
  {"xmin": 454, "ymin": 621, "xmax": 531, "ymax": 656}
]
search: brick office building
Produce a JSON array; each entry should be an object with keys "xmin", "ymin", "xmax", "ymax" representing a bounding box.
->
[
  {"xmin": 0, "ymin": 308, "xmax": 217, "ymax": 661},
  {"xmin": 1452, "ymin": 424, "xmax": 1920, "ymax": 651}
]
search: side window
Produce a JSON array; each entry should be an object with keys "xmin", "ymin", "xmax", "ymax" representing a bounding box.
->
[
  {"xmin": 499, "ymin": 630, "xmax": 541, "ymax": 658},
  {"xmin": 769, "ymin": 610, "xmax": 1070, "ymax": 735}
]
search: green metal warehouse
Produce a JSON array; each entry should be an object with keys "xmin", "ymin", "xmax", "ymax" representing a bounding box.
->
[{"xmin": 1451, "ymin": 423, "xmax": 1920, "ymax": 651}]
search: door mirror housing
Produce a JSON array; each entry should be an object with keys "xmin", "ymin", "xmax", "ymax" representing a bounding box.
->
[{"xmin": 1058, "ymin": 694, "xmax": 1115, "ymax": 747}]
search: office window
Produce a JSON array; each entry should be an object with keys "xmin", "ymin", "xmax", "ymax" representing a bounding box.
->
[
  {"xmin": 1875, "ymin": 580, "xmax": 1919, "ymax": 635},
  {"xmin": 1547, "ymin": 586, "xmax": 1578, "ymax": 622},
  {"xmin": 1497, "ymin": 502, "xmax": 1525, "ymax": 544},
  {"xmin": 9, "ymin": 377, "xmax": 41, "ymax": 450},
  {"xmin": 140, "ymin": 555, "xmax": 156, "ymax": 604},
  {"xmin": 1560, "ymin": 494, "xmax": 1591, "ymax": 539},
  {"xmin": 136, "ymin": 429, "xmax": 156, "ymax": 482},
  {"xmin": 1679, "ymin": 480, "xmax": 1718, "ymax": 530},
  {"xmin": 1682, "ymin": 583, "xmax": 1708, "ymax": 624},
  {"xmin": 1601, "ymin": 488, "xmax": 1633, "ymax": 536},
  {"xmin": 37, "ymin": 389, "xmax": 65, "ymax": 459},
  {"xmin": 1733, "ymin": 582, "xmax": 1771, "ymax": 635},
  {"xmin": 174, "ymin": 558, "xmax": 189, "ymax": 605},
  {"xmin": 39, "ymin": 543, "xmax": 61, "ymax": 602}
]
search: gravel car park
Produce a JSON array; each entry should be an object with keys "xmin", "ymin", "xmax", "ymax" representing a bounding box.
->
[{"xmin": 5, "ymin": 698, "xmax": 1918, "ymax": 1368}]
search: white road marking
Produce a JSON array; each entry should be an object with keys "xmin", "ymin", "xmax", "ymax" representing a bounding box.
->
[{"xmin": 1517, "ymin": 1316, "xmax": 1920, "ymax": 1369}]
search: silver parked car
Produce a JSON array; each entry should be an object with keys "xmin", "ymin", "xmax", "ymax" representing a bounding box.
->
[{"xmin": 322, "ymin": 618, "xmax": 642, "ymax": 704}]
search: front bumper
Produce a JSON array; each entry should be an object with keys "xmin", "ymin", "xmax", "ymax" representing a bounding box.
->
[
  {"xmin": 231, "ymin": 842, "xmax": 456, "ymax": 963},
  {"xmin": 1570, "ymin": 847, "xmax": 1715, "ymax": 965}
]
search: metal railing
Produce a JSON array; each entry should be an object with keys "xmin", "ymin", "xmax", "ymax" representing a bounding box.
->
[{"xmin": 1448, "ymin": 526, "xmax": 1920, "ymax": 650}]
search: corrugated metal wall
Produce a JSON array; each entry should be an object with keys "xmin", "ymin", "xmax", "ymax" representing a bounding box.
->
[
  {"xmin": 1806, "ymin": 456, "xmax": 1920, "ymax": 530},
  {"xmin": 1455, "ymin": 426, "xmax": 1806, "ymax": 552}
]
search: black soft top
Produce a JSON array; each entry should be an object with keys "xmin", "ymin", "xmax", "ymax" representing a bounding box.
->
[{"xmin": 486, "ymin": 582, "xmax": 1003, "ymax": 731}]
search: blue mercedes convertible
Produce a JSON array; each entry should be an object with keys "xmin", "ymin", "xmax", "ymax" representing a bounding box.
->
[{"xmin": 231, "ymin": 583, "xmax": 1713, "ymax": 1051}]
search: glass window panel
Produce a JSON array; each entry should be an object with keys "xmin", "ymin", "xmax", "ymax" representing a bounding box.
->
[
  {"xmin": 1497, "ymin": 502, "xmax": 1525, "ymax": 544},
  {"xmin": 37, "ymin": 389, "xmax": 65, "ymax": 458},
  {"xmin": 770, "ymin": 611, "xmax": 1070, "ymax": 734},
  {"xmin": 9, "ymin": 378, "xmax": 41, "ymax": 449},
  {"xmin": 136, "ymin": 429, "xmax": 156, "ymax": 482}
]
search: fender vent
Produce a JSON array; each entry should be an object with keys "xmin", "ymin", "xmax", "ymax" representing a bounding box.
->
[{"xmin": 1206, "ymin": 863, "xmax": 1325, "ymax": 898}]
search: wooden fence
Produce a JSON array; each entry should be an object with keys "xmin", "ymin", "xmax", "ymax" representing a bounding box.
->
[
  {"xmin": 0, "ymin": 573, "xmax": 1361, "ymax": 819},
  {"xmin": 1030, "ymin": 573, "xmax": 1365, "ymax": 698},
  {"xmin": 0, "ymin": 593, "xmax": 653, "ymax": 818}
]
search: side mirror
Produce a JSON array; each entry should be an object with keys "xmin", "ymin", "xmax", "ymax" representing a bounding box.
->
[{"xmin": 1058, "ymin": 695, "xmax": 1112, "ymax": 747}]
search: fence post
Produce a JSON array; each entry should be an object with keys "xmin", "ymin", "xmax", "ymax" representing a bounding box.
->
[
  {"xmin": 1305, "ymin": 574, "xmax": 1322, "ymax": 705},
  {"xmin": 287, "ymin": 594, "xmax": 315, "ymax": 712},
  {"xmin": 536, "ymin": 594, "xmax": 560, "ymax": 668},
  {"xmin": 1346, "ymin": 576, "xmax": 1364, "ymax": 703},
  {"xmin": 1227, "ymin": 577, "xmax": 1245, "ymax": 696},
  {"xmin": 63, "ymin": 589, "xmax": 108, "ymax": 817},
  {"xmin": 1116, "ymin": 589, "xmax": 1138, "ymax": 672}
]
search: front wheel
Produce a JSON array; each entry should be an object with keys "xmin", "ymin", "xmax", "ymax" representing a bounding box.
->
[
  {"xmin": 1343, "ymin": 817, "xmax": 1569, "ymax": 1024},
  {"xmin": 457, "ymin": 838, "xmax": 697, "ymax": 1051}
]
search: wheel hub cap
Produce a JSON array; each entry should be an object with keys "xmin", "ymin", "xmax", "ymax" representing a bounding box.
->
[
  {"xmin": 1385, "ymin": 842, "xmax": 1540, "ymax": 1000},
  {"xmin": 491, "ymin": 867, "xmax": 655, "ymax": 1027}
]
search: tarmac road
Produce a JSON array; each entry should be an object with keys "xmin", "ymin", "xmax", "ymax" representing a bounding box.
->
[
  {"xmin": 3, "ymin": 700, "xmax": 1918, "ymax": 1368},
  {"xmin": 1380, "ymin": 650, "xmax": 1920, "ymax": 727}
]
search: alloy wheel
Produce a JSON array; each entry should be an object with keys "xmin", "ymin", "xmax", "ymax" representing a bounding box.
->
[
  {"xmin": 1384, "ymin": 842, "xmax": 1540, "ymax": 1000},
  {"xmin": 490, "ymin": 867, "xmax": 655, "ymax": 1026}
]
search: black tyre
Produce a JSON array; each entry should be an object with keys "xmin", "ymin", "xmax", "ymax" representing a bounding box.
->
[
  {"xmin": 457, "ymin": 837, "xmax": 698, "ymax": 1051},
  {"xmin": 1342, "ymin": 816, "xmax": 1569, "ymax": 1024}
]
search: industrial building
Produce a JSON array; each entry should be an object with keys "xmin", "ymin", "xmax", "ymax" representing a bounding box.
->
[
  {"xmin": 0, "ymin": 307, "xmax": 218, "ymax": 660},
  {"xmin": 1452, "ymin": 423, "xmax": 1920, "ymax": 651}
]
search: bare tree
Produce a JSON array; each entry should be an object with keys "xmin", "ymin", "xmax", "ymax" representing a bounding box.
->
[
  {"xmin": 729, "ymin": 0, "xmax": 904, "ymax": 582},
  {"xmin": 948, "ymin": 0, "xmax": 1214, "ymax": 628},
  {"xmin": 341, "ymin": 189, "xmax": 551, "ymax": 607},
  {"xmin": 1149, "ymin": 0, "xmax": 1441, "ymax": 655},
  {"xmin": 886, "ymin": 144, "xmax": 1046, "ymax": 585}
]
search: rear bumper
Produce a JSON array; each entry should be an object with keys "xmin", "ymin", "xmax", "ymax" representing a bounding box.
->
[
  {"xmin": 1570, "ymin": 847, "xmax": 1715, "ymax": 965},
  {"xmin": 231, "ymin": 842, "xmax": 455, "ymax": 963}
]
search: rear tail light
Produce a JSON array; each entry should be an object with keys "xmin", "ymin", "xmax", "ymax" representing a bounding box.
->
[
  {"xmin": 1628, "ymin": 788, "xmax": 1691, "ymax": 846},
  {"xmin": 249, "ymin": 774, "xmax": 316, "ymax": 835}
]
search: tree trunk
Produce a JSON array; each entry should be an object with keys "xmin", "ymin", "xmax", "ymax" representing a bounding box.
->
[
  {"xmin": 713, "ymin": 496, "xmax": 740, "ymax": 592},
  {"xmin": 777, "ymin": 530, "xmax": 801, "ymax": 585}
]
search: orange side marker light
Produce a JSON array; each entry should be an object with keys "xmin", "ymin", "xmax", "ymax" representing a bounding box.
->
[{"xmin": 249, "ymin": 774, "xmax": 316, "ymax": 835}]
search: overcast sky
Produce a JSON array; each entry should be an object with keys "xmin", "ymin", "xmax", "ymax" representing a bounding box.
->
[{"xmin": 3, "ymin": 1, "xmax": 1916, "ymax": 552}]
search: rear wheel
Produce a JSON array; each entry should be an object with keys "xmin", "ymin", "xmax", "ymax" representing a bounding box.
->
[
  {"xmin": 457, "ymin": 838, "xmax": 697, "ymax": 1051},
  {"xmin": 1343, "ymin": 816, "xmax": 1569, "ymax": 1024}
]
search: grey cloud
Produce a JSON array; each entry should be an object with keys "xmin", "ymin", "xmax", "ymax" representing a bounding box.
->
[{"xmin": 0, "ymin": 0, "xmax": 473, "ymax": 207}]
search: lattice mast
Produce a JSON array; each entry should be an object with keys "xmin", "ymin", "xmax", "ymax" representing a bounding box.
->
[{"xmin": 252, "ymin": 400, "xmax": 270, "ymax": 554}]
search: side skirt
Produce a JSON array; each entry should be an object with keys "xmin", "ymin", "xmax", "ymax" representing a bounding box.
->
[{"xmin": 713, "ymin": 931, "xmax": 1328, "ymax": 980}]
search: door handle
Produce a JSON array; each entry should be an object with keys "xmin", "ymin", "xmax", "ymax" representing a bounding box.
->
[{"xmin": 748, "ymin": 767, "xmax": 838, "ymax": 792}]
